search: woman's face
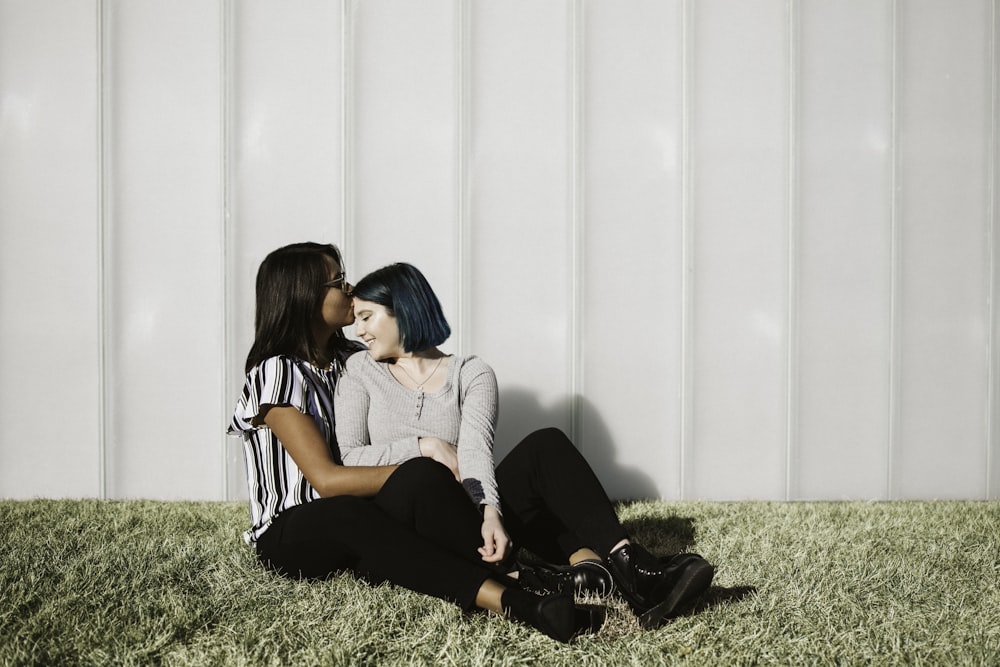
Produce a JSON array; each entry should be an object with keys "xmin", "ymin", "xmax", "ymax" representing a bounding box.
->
[
  {"xmin": 353, "ymin": 299, "xmax": 402, "ymax": 361},
  {"xmin": 318, "ymin": 261, "xmax": 356, "ymax": 332}
]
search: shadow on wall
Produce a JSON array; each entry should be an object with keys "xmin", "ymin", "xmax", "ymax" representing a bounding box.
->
[{"xmin": 496, "ymin": 387, "xmax": 660, "ymax": 501}]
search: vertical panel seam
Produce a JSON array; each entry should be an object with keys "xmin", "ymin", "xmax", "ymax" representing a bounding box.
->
[
  {"xmin": 341, "ymin": 0, "xmax": 355, "ymax": 261},
  {"xmin": 220, "ymin": 0, "xmax": 233, "ymax": 500},
  {"xmin": 888, "ymin": 0, "xmax": 901, "ymax": 501},
  {"xmin": 569, "ymin": 0, "xmax": 585, "ymax": 447},
  {"xmin": 786, "ymin": 0, "xmax": 801, "ymax": 502},
  {"xmin": 680, "ymin": 0, "xmax": 694, "ymax": 501},
  {"xmin": 988, "ymin": 0, "xmax": 999, "ymax": 499},
  {"xmin": 455, "ymin": 0, "xmax": 471, "ymax": 356},
  {"xmin": 96, "ymin": 0, "xmax": 108, "ymax": 500}
]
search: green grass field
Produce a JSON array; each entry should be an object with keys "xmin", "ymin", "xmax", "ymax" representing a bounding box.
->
[{"xmin": 1, "ymin": 499, "xmax": 997, "ymax": 666}]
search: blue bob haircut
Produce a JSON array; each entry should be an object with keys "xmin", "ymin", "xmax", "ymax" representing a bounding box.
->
[{"xmin": 352, "ymin": 263, "xmax": 451, "ymax": 352}]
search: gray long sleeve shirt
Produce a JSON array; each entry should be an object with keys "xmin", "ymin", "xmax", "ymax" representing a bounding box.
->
[{"xmin": 334, "ymin": 351, "xmax": 501, "ymax": 510}]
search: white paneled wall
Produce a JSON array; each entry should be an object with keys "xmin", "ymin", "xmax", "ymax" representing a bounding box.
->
[
  {"xmin": 1, "ymin": 0, "xmax": 997, "ymax": 502},
  {"xmin": 583, "ymin": 0, "xmax": 685, "ymax": 500},
  {"xmin": 0, "ymin": 0, "xmax": 102, "ymax": 497},
  {"xmin": 894, "ymin": 0, "xmax": 993, "ymax": 499},
  {"xmin": 102, "ymin": 0, "xmax": 226, "ymax": 497},
  {"xmin": 796, "ymin": 0, "xmax": 893, "ymax": 500},
  {"xmin": 469, "ymin": 0, "xmax": 576, "ymax": 454},
  {"xmin": 689, "ymin": 0, "xmax": 791, "ymax": 500}
]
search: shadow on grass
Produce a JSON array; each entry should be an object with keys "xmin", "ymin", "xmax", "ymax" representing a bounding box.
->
[
  {"xmin": 617, "ymin": 510, "xmax": 758, "ymax": 616},
  {"xmin": 697, "ymin": 585, "xmax": 757, "ymax": 613},
  {"xmin": 659, "ymin": 584, "xmax": 757, "ymax": 624},
  {"xmin": 618, "ymin": 509, "xmax": 699, "ymax": 554}
]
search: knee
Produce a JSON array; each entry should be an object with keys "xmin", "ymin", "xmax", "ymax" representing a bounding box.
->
[
  {"xmin": 391, "ymin": 456, "xmax": 455, "ymax": 488},
  {"xmin": 402, "ymin": 455, "xmax": 453, "ymax": 477},
  {"xmin": 379, "ymin": 457, "xmax": 466, "ymax": 517},
  {"xmin": 503, "ymin": 428, "xmax": 578, "ymax": 470},
  {"xmin": 523, "ymin": 427, "xmax": 575, "ymax": 454}
]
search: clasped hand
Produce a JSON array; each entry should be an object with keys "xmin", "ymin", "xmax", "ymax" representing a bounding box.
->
[{"xmin": 478, "ymin": 504, "xmax": 512, "ymax": 563}]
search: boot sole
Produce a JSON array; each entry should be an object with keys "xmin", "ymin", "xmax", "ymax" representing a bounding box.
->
[
  {"xmin": 533, "ymin": 594, "xmax": 578, "ymax": 643},
  {"xmin": 532, "ymin": 596, "xmax": 608, "ymax": 642},
  {"xmin": 637, "ymin": 560, "xmax": 715, "ymax": 630}
]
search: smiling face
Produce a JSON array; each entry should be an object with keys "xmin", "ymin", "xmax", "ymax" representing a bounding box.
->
[{"xmin": 353, "ymin": 298, "xmax": 403, "ymax": 361}]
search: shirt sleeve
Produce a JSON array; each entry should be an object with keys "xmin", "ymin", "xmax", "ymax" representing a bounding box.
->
[
  {"xmin": 229, "ymin": 356, "xmax": 309, "ymax": 434},
  {"xmin": 455, "ymin": 359, "xmax": 501, "ymax": 511},
  {"xmin": 334, "ymin": 355, "xmax": 422, "ymax": 466}
]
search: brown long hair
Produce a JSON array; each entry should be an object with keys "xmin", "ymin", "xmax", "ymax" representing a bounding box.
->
[{"xmin": 244, "ymin": 242, "xmax": 357, "ymax": 373}]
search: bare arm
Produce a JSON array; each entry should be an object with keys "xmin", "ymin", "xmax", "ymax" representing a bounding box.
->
[{"xmin": 264, "ymin": 405, "xmax": 396, "ymax": 497}]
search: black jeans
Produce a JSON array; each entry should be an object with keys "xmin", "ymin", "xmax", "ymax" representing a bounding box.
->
[
  {"xmin": 498, "ymin": 427, "xmax": 628, "ymax": 563},
  {"xmin": 256, "ymin": 428, "xmax": 627, "ymax": 609},
  {"xmin": 255, "ymin": 457, "xmax": 495, "ymax": 610}
]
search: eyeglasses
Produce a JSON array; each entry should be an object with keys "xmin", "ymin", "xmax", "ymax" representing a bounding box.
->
[{"xmin": 323, "ymin": 272, "xmax": 352, "ymax": 295}]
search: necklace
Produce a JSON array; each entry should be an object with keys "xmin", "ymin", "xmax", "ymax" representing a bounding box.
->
[{"xmin": 393, "ymin": 356, "xmax": 445, "ymax": 390}]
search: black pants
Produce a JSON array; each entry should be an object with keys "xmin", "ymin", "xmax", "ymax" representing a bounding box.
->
[
  {"xmin": 256, "ymin": 457, "xmax": 495, "ymax": 610},
  {"xmin": 497, "ymin": 427, "xmax": 628, "ymax": 563},
  {"xmin": 256, "ymin": 428, "xmax": 627, "ymax": 610}
]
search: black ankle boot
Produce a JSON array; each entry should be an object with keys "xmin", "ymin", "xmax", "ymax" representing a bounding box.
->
[
  {"xmin": 607, "ymin": 544, "xmax": 714, "ymax": 629},
  {"xmin": 516, "ymin": 558, "xmax": 615, "ymax": 597},
  {"xmin": 568, "ymin": 559, "xmax": 615, "ymax": 597},
  {"xmin": 501, "ymin": 588, "xmax": 605, "ymax": 642}
]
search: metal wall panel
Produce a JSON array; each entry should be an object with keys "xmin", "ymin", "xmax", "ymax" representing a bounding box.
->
[
  {"xmin": 1, "ymin": 0, "xmax": 997, "ymax": 501},
  {"xmin": 350, "ymin": 0, "xmax": 458, "ymax": 322},
  {"xmin": 103, "ymin": 0, "xmax": 225, "ymax": 498},
  {"xmin": 468, "ymin": 0, "xmax": 575, "ymax": 461},
  {"xmin": 0, "ymin": 0, "xmax": 102, "ymax": 497},
  {"xmin": 688, "ymin": 0, "xmax": 790, "ymax": 499},
  {"xmin": 581, "ymin": 0, "xmax": 685, "ymax": 500},
  {"xmin": 894, "ymin": 0, "xmax": 992, "ymax": 499},
  {"xmin": 993, "ymin": 0, "xmax": 1000, "ymax": 502},
  {"xmin": 796, "ymin": 0, "xmax": 893, "ymax": 500}
]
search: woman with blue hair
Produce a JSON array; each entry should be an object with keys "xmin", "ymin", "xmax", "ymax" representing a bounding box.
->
[{"xmin": 335, "ymin": 262, "xmax": 715, "ymax": 631}]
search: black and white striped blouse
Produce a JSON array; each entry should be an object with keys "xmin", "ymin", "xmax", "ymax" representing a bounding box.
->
[{"xmin": 227, "ymin": 354, "xmax": 342, "ymax": 545}]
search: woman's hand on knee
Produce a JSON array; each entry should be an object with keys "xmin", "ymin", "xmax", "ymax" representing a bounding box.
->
[
  {"xmin": 478, "ymin": 505, "xmax": 512, "ymax": 563},
  {"xmin": 418, "ymin": 437, "xmax": 459, "ymax": 480}
]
